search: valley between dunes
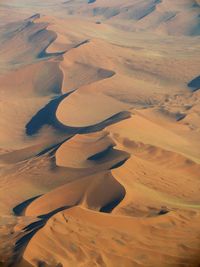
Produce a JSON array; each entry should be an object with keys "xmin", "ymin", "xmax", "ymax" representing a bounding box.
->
[{"xmin": 0, "ymin": 1, "xmax": 200, "ymax": 267}]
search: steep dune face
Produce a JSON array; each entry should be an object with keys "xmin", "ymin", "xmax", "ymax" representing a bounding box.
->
[
  {"xmin": 56, "ymin": 132, "xmax": 117, "ymax": 168},
  {"xmin": 25, "ymin": 171, "xmax": 126, "ymax": 216},
  {"xmin": 61, "ymin": 61, "xmax": 115, "ymax": 92},
  {"xmin": 0, "ymin": 1, "xmax": 200, "ymax": 267},
  {"xmin": 0, "ymin": 17, "xmax": 57, "ymax": 68},
  {"xmin": 56, "ymin": 91, "xmax": 129, "ymax": 127},
  {"xmin": 0, "ymin": 16, "xmax": 65, "ymax": 149}
]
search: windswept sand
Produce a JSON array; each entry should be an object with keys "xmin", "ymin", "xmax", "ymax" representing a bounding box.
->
[{"xmin": 0, "ymin": 1, "xmax": 200, "ymax": 267}]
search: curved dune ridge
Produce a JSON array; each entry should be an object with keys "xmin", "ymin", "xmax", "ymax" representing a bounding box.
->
[
  {"xmin": 0, "ymin": 13, "xmax": 131, "ymax": 267},
  {"xmin": 0, "ymin": 2, "xmax": 200, "ymax": 267},
  {"xmin": 56, "ymin": 91, "xmax": 130, "ymax": 127}
]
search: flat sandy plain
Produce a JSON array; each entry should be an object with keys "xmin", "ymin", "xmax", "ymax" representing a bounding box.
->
[{"xmin": 0, "ymin": 1, "xmax": 200, "ymax": 267}]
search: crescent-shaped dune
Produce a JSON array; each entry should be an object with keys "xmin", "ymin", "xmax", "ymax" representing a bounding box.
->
[
  {"xmin": 24, "ymin": 171, "xmax": 126, "ymax": 217},
  {"xmin": 56, "ymin": 91, "xmax": 130, "ymax": 127}
]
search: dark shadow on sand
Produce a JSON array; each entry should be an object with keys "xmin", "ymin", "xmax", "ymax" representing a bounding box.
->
[
  {"xmin": 11, "ymin": 206, "xmax": 72, "ymax": 267},
  {"xmin": 25, "ymin": 91, "xmax": 131, "ymax": 137},
  {"xmin": 13, "ymin": 196, "xmax": 41, "ymax": 216},
  {"xmin": 25, "ymin": 91, "xmax": 75, "ymax": 136},
  {"xmin": 188, "ymin": 75, "xmax": 200, "ymax": 92}
]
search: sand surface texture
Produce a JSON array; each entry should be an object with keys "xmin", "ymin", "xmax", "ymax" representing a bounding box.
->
[{"xmin": 0, "ymin": 1, "xmax": 200, "ymax": 267}]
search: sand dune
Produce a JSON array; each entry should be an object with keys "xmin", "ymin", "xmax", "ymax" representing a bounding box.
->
[
  {"xmin": 24, "ymin": 171, "xmax": 126, "ymax": 216},
  {"xmin": 23, "ymin": 206, "xmax": 200, "ymax": 267},
  {"xmin": 62, "ymin": 0, "xmax": 200, "ymax": 35},
  {"xmin": 56, "ymin": 91, "xmax": 130, "ymax": 127},
  {"xmin": 56, "ymin": 131, "xmax": 116, "ymax": 168},
  {"xmin": 109, "ymin": 111, "xmax": 200, "ymax": 163},
  {"xmin": 61, "ymin": 61, "xmax": 115, "ymax": 93},
  {"xmin": 0, "ymin": 1, "xmax": 200, "ymax": 267}
]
